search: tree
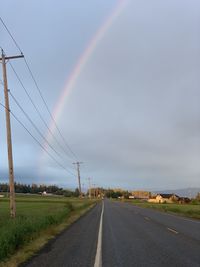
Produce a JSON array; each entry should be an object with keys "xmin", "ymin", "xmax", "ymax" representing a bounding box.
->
[
  {"xmin": 74, "ymin": 188, "xmax": 80, "ymax": 197},
  {"xmin": 64, "ymin": 190, "xmax": 73, "ymax": 197},
  {"xmin": 123, "ymin": 191, "xmax": 130, "ymax": 199},
  {"xmin": 195, "ymin": 192, "xmax": 200, "ymax": 201}
]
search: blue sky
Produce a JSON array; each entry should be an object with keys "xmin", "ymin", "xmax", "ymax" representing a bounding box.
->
[{"xmin": 0, "ymin": 0, "xmax": 200, "ymax": 190}]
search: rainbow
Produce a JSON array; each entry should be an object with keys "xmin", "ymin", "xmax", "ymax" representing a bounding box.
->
[{"xmin": 42, "ymin": 0, "xmax": 128, "ymax": 162}]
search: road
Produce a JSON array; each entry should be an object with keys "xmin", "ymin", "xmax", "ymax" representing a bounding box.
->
[
  {"xmin": 102, "ymin": 200, "xmax": 200, "ymax": 267},
  {"xmin": 23, "ymin": 199, "xmax": 200, "ymax": 267}
]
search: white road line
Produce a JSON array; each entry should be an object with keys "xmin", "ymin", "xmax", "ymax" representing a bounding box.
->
[
  {"xmin": 144, "ymin": 216, "xmax": 150, "ymax": 221},
  {"xmin": 167, "ymin": 227, "xmax": 178, "ymax": 234},
  {"xmin": 94, "ymin": 201, "xmax": 104, "ymax": 267}
]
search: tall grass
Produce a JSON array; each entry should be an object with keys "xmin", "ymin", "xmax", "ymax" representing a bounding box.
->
[
  {"xmin": 128, "ymin": 201, "xmax": 200, "ymax": 220},
  {"xmin": 0, "ymin": 197, "xmax": 92, "ymax": 261}
]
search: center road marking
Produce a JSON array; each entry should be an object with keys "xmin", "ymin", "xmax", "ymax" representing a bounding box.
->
[
  {"xmin": 144, "ymin": 216, "xmax": 150, "ymax": 221},
  {"xmin": 167, "ymin": 227, "xmax": 178, "ymax": 234},
  {"xmin": 94, "ymin": 201, "xmax": 104, "ymax": 267}
]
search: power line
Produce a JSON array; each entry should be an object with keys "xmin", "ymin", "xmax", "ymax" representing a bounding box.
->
[
  {"xmin": 23, "ymin": 57, "xmax": 78, "ymax": 160},
  {"xmin": 1, "ymin": 48, "xmax": 78, "ymax": 218},
  {"xmin": 9, "ymin": 90, "xmax": 63, "ymax": 161},
  {"xmin": 0, "ymin": 102, "xmax": 76, "ymax": 176},
  {"xmin": 8, "ymin": 61, "xmax": 75, "ymax": 162},
  {"xmin": 0, "ymin": 16, "xmax": 78, "ymax": 160},
  {"xmin": 0, "ymin": 17, "xmax": 23, "ymax": 54},
  {"xmin": 8, "ymin": 92, "xmax": 76, "ymax": 173}
]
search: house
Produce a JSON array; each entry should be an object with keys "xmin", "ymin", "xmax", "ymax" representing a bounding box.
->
[{"xmin": 148, "ymin": 194, "xmax": 179, "ymax": 203}]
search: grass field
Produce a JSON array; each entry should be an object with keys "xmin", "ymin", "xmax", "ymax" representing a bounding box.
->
[
  {"xmin": 125, "ymin": 200, "xmax": 200, "ymax": 220},
  {"xmin": 0, "ymin": 194, "xmax": 95, "ymax": 263}
]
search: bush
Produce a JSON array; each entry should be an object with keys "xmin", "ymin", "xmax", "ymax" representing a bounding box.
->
[{"xmin": 190, "ymin": 199, "xmax": 200, "ymax": 205}]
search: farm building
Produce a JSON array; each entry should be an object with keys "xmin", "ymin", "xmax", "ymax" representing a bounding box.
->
[{"xmin": 148, "ymin": 194, "xmax": 179, "ymax": 203}]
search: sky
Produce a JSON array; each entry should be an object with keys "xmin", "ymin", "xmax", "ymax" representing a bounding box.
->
[{"xmin": 0, "ymin": 0, "xmax": 200, "ymax": 190}]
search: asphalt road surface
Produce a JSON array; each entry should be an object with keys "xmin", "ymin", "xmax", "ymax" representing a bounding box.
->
[{"xmin": 23, "ymin": 199, "xmax": 200, "ymax": 267}]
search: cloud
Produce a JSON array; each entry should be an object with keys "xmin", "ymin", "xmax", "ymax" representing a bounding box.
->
[
  {"xmin": 1, "ymin": 0, "xmax": 200, "ymax": 189},
  {"xmin": 54, "ymin": 0, "xmax": 200, "ymax": 189}
]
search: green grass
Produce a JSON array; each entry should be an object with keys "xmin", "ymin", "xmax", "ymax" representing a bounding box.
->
[
  {"xmin": 0, "ymin": 195, "xmax": 95, "ymax": 262},
  {"xmin": 124, "ymin": 200, "xmax": 200, "ymax": 219}
]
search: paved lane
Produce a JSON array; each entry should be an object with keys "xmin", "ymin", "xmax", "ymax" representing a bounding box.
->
[
  {"xmin": 102, "ymin": 200, "xmax": 200, "ymax": 267},
  {"xmin": 22, "ymin": 203, "xmax": 101, "ymax": 267},
  {"xmin": 22, "ymin": 200, "xmax": 200, "ymax": 267}
]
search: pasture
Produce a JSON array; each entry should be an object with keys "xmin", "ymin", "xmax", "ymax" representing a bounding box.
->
[
  {"xmin": 0, "ymin": 194, "xmax": 95, "ymax": 262},
  {"xmin": 128, "ymin": 200, "xmax": 200, "ymax": 220}
]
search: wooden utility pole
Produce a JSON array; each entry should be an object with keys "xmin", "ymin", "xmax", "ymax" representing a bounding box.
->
[
  {"xmin": 0, "ymin": 49, "xmax": 24, "ymax": 218},
  {"xmin": 73, "ymin": 162, "xmax": 83, "ymax": 197},
  {"xmin": 82, "ymin": 183, "xmax": 84, "ymax": 196},
  {"xmin": 92, "ymin": 183, "xmax": 96, "ymax": 198},
  {"xmin": 87, "ymin": 177, "xmax": 92, "ymax": 199}
]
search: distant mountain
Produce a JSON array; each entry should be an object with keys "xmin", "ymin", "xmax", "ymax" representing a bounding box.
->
[{"xmin": 154, "ymin": 188, "xmax": 200, "ymax": 198}]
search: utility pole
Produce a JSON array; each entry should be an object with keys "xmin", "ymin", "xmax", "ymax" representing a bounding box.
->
[
  {"xmin": 0, "ymin": 49, "xmax": 24, "ymax": 218},
  {"xmin": 82, "ymin": 183, "xmax": 84, "ymax": 196},
  {"xmin": 73, "ymin": 162, "xmax": 83, "ymax": 197},
  {"xmin": 87, "ymin": 177, "xmax": 91, "ymax": 199},
  {"xmin": 92, "ymin": 183, "xmax": 96, "ymax": 198}
]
